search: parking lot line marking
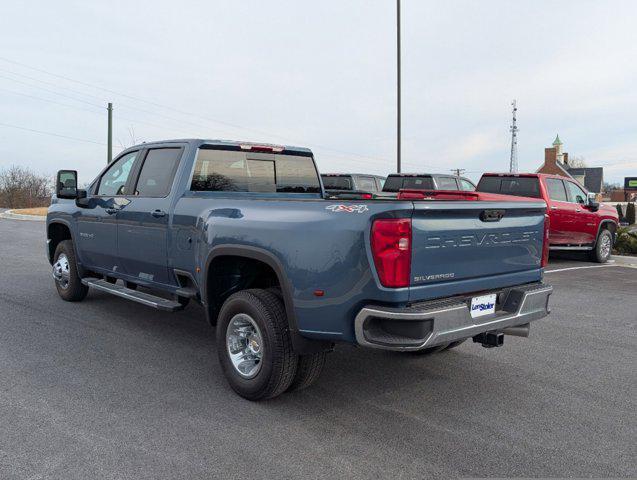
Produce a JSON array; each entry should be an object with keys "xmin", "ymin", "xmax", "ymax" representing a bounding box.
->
[{"xmin": 545, "ymin": 264, "xmax": 636, "ymax": 274}]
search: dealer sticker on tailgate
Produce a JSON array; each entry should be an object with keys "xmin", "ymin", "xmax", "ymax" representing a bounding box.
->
[{"xmin": 470, "ymin": 294, "xmax": 497, "ymax": 318}]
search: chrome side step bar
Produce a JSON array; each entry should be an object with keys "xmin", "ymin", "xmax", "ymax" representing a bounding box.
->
[{"xmin": 81, "ymin": 277, "xmax": 184, "ymax": 312}]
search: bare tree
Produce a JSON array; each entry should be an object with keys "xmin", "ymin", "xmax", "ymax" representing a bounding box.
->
[
  {"xmin": 117, "ymin": 126, "xmax": 141, "ymax": 150},
  {"xmin": 567, "ymin": 155, "xmax": 587, "ymax": 168},
  {"xmin": 0, "ymin": 165, "xmax": 52, "ymax": 208}
]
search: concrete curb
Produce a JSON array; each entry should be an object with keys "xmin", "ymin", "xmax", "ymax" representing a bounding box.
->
[
  {"xmin": 0, "ymin": 210, "xmax": 46, "ymax": 221},
  {"xmin": 612, "ymin": 254, "xmax": 637, "ymax": 266}
]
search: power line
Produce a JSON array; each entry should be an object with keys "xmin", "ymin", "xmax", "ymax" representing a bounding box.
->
[
  {"xmin": 0, "ymin": 67, "xmax": 107, "ymax": 104},
  {"xmin": 0, "ymin": 86, "xmax": 104, "ymax": 115},
  {"xmin": 0, "ymin": 56, "xmax": 390, "ymax": 163},
  {"xmin": 0, "ymin": 73, "xmax": 105, "ymax": 109},
  {"xmin": 0, "ymin": 121, "xmax": 106, "ymax": 145},
  {"xmin": 0, "ymin": 58, "xmax": 472, "ymax": 172}
]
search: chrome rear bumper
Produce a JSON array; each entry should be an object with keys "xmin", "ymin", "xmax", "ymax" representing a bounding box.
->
[{"xmin": 354, "ymin": 283, "xmax": 552, "ymax": 351}]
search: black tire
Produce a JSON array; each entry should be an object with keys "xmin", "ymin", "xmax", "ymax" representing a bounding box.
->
[
  {"xmin": 590, "ymin": 229, "xmax": 613, "ymax": 263},
  {"xmin": 53, "ymin": 240, "xmax": 88, "ymax": 302},
  {"xmin": 445, "ymin": 339, "xmax": 467, "ymax": 350},
  {"xmin": 105, "ymin": 276, "xmax": 117, "ymax": 284},
  {"xmin": 125, "ymin": 281, "xmax": 138, "ymax": 290},
  {"xmin": 216, "ymin": 289, "xmax": 297, "ymax": 400},
  {"xmin": 287, "ymin": 352, "xmax": 327, "ymax": 392},
  {"xmin": 410, "ymin": 344, "xmax": 449, "ymax": 355},
  {"xmin": 265, "ymin": 286, "xmax": 283, "ymax": 300}
]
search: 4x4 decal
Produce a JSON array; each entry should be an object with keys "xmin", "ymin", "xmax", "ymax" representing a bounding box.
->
[{"xmin": 325, "ymin": 204, "xmax": 369, "ymax": 213}]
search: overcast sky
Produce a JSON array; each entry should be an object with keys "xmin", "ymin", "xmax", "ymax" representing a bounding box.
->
[{"xmin": 1, "ymin": 0, "xmax": 635, "ymax": 184}]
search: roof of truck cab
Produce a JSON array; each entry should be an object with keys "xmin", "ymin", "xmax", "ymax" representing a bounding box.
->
[
  {"xmin": 321, "ymin": 173, "xmax": 386, "ymax": 178},
  {"xmin": 123, "ymin": 139, "xmax": 313, "ymax": 154},
  {"xmin": 386, "ymin": 173, "xmax": 462, "ymax": 177},
  {"xmin": 482, "ymin": 172, "xmax": 563, "ymax": 180}
]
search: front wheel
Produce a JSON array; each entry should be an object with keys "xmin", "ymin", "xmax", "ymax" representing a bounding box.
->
[
  {"xmin": 216, "ymin": 289, "xmax": 297, "ymax": 400},
  {"xmin": 590, "ymin": 229, "xmax": 613, "ymax": 263},
  {"xmin": 52, "ymin": 240, "xmax": 88, "ymax": 302}
]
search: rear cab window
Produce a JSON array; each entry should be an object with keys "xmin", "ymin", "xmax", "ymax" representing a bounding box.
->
[
  {"xmin": 383, "ymin": 176, "xmax": 434, "ymax": 192},
  {"xmin": 321, "ymin": 175, "xmax": 353, "ymax": 191},
  {"xmin": 477, "ymin": 176, "xmax": 541, "ymax": 198},
  {"xmin": 191, "ymin": 148, "xmax": 321, "ymax": 194}
]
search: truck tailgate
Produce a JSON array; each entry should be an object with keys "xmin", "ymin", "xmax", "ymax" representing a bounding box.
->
[{"xmin": 409, "ymin": 200, "xmax": 546, "ymax": 298}]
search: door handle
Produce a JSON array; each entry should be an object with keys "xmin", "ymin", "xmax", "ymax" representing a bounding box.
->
[
  {"xmin": 105, "ymin": 208, "xmax": 118, "ymax": 215},
  {"xmin": 575, "ymin": 209, "xmax": 582, "ymax": 213},
  {"xmin": 550, "ymin": 206, "xmax": 558, "ymax": 210},
  {"xmin": 151, "ymin": 209, "xmax": 167, "ymax": 218}
]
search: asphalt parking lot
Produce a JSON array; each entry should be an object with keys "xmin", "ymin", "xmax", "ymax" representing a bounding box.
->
[{"xmin": 0, "ymin": 218, "xmax": 635, "ymax": 479}]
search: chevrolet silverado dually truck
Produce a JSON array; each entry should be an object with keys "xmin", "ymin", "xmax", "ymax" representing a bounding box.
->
[
  {"xmin": 477, "ymin": 173, "xmax": 619, "ymax": 263},
  {"xmin": 48, "ymin": 139, "xmax": 553, "ymax": 400}
]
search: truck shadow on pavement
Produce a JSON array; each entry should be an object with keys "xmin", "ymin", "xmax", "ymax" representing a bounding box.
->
[{"xmin": 81, "ymin": 288, "xmax": 530, "ymax": 410}]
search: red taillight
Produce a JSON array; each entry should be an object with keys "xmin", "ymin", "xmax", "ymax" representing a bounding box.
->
[
  {"xmin": 371, "ymin": 218, "xmax": 412, "ymax": 288},
  {"xmin": 541, "ymin": 213, "xmax": 550, "ymax": 267},
  {"xmin": 361, "ymin": 193, "xmax": 373, "ymax": 199}
]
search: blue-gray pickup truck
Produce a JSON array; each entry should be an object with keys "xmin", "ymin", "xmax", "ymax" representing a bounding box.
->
[{"xmin": 48, "ymin": 139, "xmax": 552, "ymax": 400}]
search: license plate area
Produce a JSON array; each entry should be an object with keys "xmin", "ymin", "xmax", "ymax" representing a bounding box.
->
[{"xmin": 470, "ymin": 294, "xmax": 497, "ymax": 319}]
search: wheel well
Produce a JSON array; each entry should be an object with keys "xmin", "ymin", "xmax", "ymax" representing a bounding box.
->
[
  {"xmin": 599, "ymin": 221, "xmax": 617, "ymax": 242},
  {"xmin": 48, "ymin": 223, "xmax": 72, "ymax": 264},
  {"xmin": 205, "ymin": 255, "xmax": 280, "ymax": 324}
]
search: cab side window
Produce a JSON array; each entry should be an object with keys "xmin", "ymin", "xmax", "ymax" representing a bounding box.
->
[
  {"xmin": 134, "ymin": 148, "xmax": 182, "ymax": 197},
  {"xmin": 545, "ymin": 178, "xmax": 568, "ymax": 202},
  {"xmin": 97, "ymin": 151, "xmax": 138, "ymax": 196},
  {"xmin": 437, "ymin": 177, "xmax": 459, "ymax": 190},
  {"xmin": 357, "ymin": 176, "xmax": 377, "ymax": 192},
  {"xmin": 565, "ymin": 181, "xmax": 587, "ymax": 204},
  {"xmin": 459, "ymin": 179, "xmax": 475, "ymax": 191}
]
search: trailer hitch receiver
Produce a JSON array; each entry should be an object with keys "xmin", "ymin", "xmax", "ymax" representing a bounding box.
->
[{"xmin": 473, "ymin": 331, "xmax": 504, "ymax": 348}]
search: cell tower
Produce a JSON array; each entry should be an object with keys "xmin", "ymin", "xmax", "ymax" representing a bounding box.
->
[{"xmin": 509, "ymin": 100, "xmax": 518, "ymax": 173}]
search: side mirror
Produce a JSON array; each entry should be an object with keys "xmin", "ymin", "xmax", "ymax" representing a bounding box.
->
[
  {"xmin": 586, "ymin": 192, "xmax": 599, "ymax": 211},
  {"xmin": 56, "ymin": 170, "xmax": 78, "ymax": 199}
]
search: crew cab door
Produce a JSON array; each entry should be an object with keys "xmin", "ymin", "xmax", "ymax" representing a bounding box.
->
[
  {"xmin": 116, "ymin": 146, "xmax": 184, "ymax": 286},
  {"xmin": 76, "ymin": 150, "xmax": 138, "ymax": 271},
  {"xmin": 564, "ymin": 180, "xmax": 597, "ymax": 244},
  {"xmin": 543, "ymin": 177, "xmax": 572, "ymax": 245}
]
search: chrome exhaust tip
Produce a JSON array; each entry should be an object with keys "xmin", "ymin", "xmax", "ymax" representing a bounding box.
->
[{"xmin": 501, "ymin": 323, "xmax": 530, "ymax": 338}]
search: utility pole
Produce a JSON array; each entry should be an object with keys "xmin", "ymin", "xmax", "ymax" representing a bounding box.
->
[
  {"xmin": 396, "ymin": 0, "xmax": 401, "ymax": 173},
  {"xmin": 450, "ymin": 168, "xmax": 466, "ymax": 177},
  {"xmin": 509, "ymin": 100, "xmax": 518, "ymax": 173},
  {"xmin": 107, "ymin": 102, "xmax": 113, "ymax": 164}
]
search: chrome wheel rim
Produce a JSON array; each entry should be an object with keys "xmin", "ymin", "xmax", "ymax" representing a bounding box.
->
[
  {"xmin": 226, "ymin": 313, "xmax": 264, "ymax": 379},
  {"xmin": 52, "ymin": 253, "xmax": 70, "ymax": 289},
  {"xmin": 600, "ymin": 234, "xmax": 611, "ymax": 259}
]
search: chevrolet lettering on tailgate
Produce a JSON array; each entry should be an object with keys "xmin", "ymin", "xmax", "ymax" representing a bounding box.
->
[{"xmin": 424, "ymin": 231, "xmax": 537, "ymax": 249}]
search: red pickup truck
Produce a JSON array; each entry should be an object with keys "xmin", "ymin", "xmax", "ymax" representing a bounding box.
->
[{"xmin": 477, "ymin": 173, "xmax": 619, "ymax": 263}]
